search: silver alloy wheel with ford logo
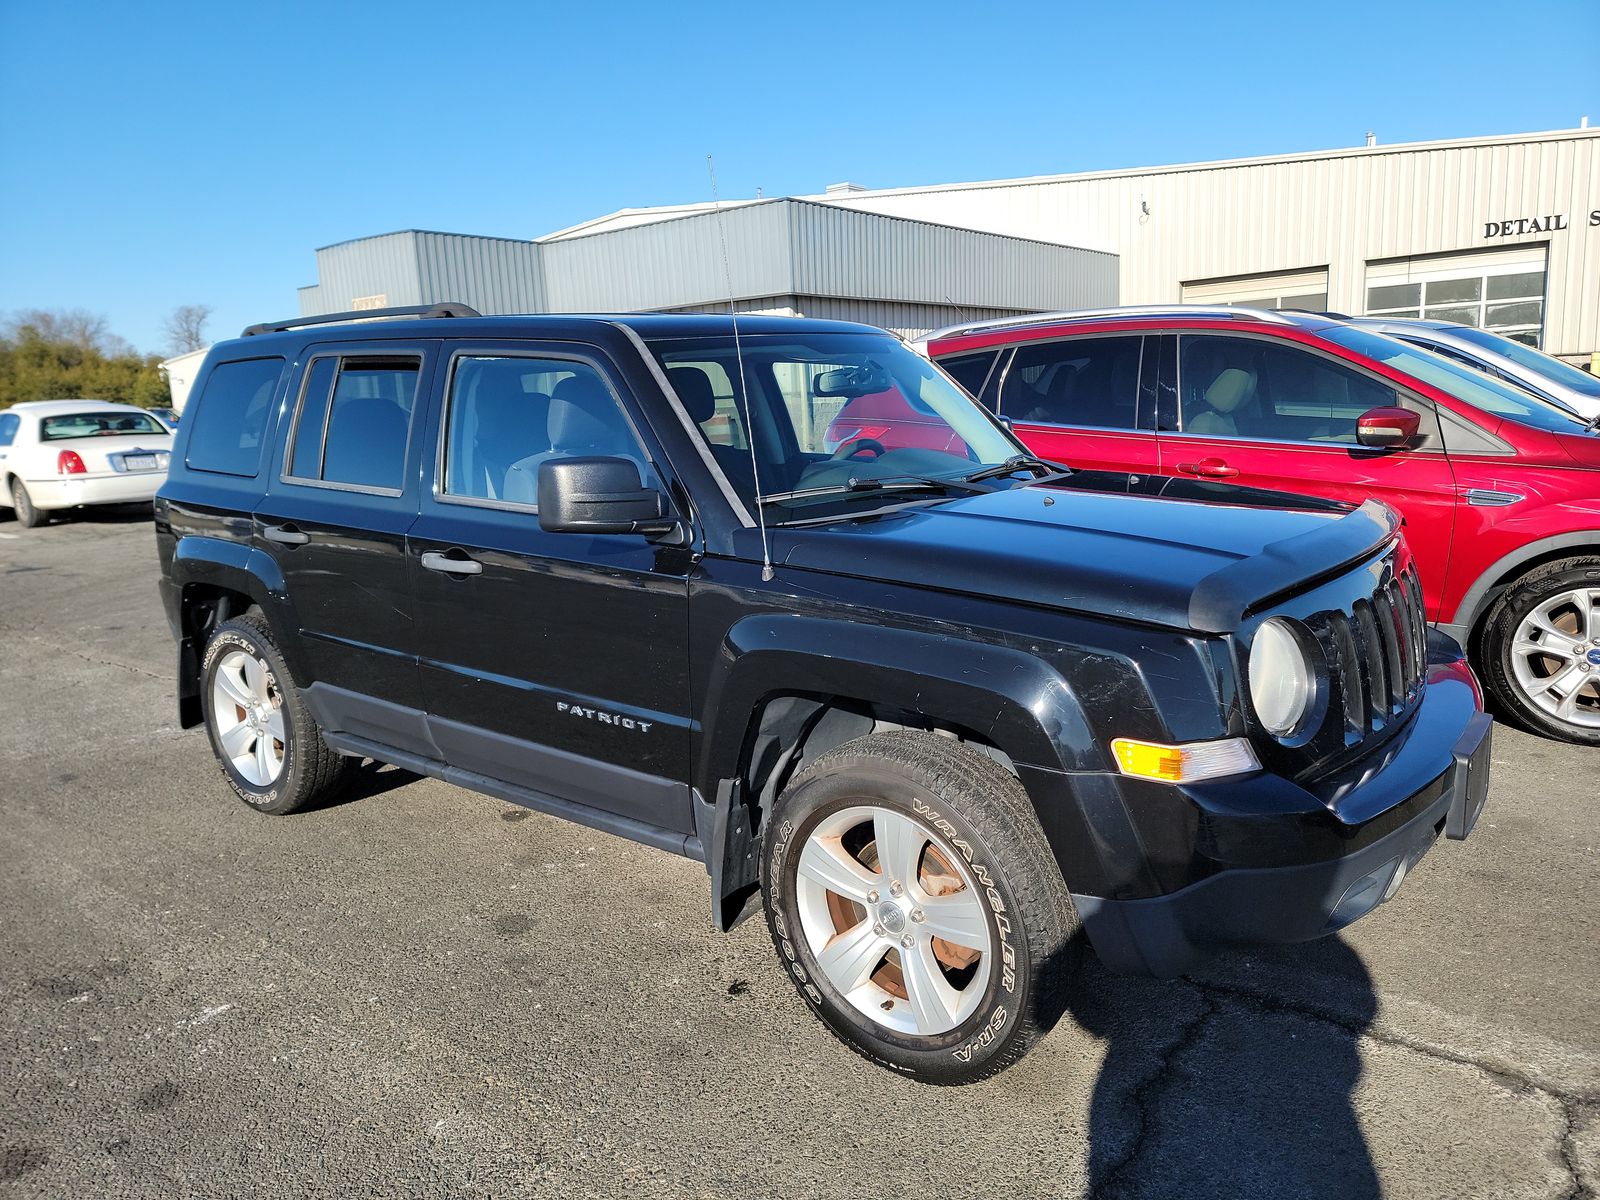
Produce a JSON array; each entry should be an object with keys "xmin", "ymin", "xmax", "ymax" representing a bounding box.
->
[
  {"xmin": 1484, "ymin": 557, "xmax": 1600, "ymax": 744},
  {"xmin": 1509, "ymin": 588, "xmax": 1600, "ymax": 730}
]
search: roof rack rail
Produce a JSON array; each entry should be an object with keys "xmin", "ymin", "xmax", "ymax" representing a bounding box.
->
[
  {"xmin": 920, "ymin": 303, "xmax": 1300, "ymax": 345},
  {"xmin": 241, "ymin": 302, "xmax": 482, "ymax": 338}
]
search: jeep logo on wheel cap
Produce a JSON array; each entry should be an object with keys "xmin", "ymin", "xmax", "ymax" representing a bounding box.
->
[{"xmin": 878, "ymin": 904, "xmax": 907, "ymax": 935}]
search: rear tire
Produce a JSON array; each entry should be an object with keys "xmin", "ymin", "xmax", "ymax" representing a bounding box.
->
[
  {"xmin": 11, "ymin": 479, "xmax": 45, "ymax": 528},
  {"xmin": 1481, "ymin": 556, "xmax": 1600, "ymax": 745},
  {"xmin": 200, "ymin": 614, "xmax": 351, "ymax": 813},
  {"xmin": 761, "ymin": 730, "xmax": 1080, "ymax": 1085}
]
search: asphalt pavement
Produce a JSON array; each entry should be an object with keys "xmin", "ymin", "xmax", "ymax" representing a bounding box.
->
[{"xmin": 1, "ymin": 510, "xmax": 1596, "ymax": 1199}]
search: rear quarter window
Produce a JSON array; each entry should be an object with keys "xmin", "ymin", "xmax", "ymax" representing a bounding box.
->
[
  {"xmin": 184, "ymin": 357, "xmax": 285, "ymax": 477},
  {"xmin": 937, "ymin": 351, "xmax": 1001, "ymax": 403}
]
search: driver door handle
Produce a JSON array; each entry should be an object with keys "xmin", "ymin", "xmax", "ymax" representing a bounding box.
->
[
  {"xmin": 1175, "ymin": 458, "xmax": 1239, "ymax": 480},
  {"xmin": 421, "ymin": 551, "xmax": 483, "ymax": 577},
  {"xmin": 262, "ymin": 523, "xmax": 310, "ymax": 546}
]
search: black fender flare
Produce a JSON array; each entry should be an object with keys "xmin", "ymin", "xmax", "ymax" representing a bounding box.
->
[
  {"xmin": 1439, "ymin": 530, "xmax": 1600, "ymax": 645},
  {"xmin": 169, "ymin": 537, "xmax": 306, "ymax": 725},
  {"xmin": 694, "ymin": 614, "xmax": 1117, "ymax": 924},
  {"xmin": 697, "ymin": 614, "xmax": 1099, "ymax": 784}
]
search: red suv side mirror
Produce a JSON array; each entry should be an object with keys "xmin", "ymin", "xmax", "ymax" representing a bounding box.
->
[{"xmin": 1356, "ymin": 407, "xmax": 1421, "ymax": 450}]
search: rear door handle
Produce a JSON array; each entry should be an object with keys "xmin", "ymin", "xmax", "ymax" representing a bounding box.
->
[
  {"xmin": 1175, "ymin": 458, "xmax": 1239, "ymax": 480},
  {"xmin": 421, "ymin": 550, "xmax": 483, "ymax": 576},
  {"xmin": 262, "ymin": 523, "xmax": 310, "ymax": 546}
]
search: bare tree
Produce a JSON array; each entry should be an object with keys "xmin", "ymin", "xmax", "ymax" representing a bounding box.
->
[
  {"xmin": 5, "ymin": 307, "xmax": 116, "ymax": 352},
  {"xmin": 162, "ymin": 304, "xmax": 212, "ymax": 355}
]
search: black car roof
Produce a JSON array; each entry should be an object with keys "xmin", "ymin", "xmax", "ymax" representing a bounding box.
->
[{"xmin": 226, "ymin": 311, "xmax": 886, "ymax": 354}]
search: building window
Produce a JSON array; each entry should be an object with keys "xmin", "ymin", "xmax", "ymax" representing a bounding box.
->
[
  {"xmin": 1365, "ymin": 256, "xmax": 1546, "ymax": 347},
  {"xmin": 1181, "ymin": 268, "xmax": 1329, "ymax": 313}
]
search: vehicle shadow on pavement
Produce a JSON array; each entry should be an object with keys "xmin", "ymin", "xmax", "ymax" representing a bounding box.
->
[
  {"xmin": 4, "ymin": 504, "xmax": 156, "ymax": 528},
  {"xmin": 301, "ymin": 760, "xmax": 423, "ymax": 812},
  {"xmin": 1056, "ymin": 935, "xmax": 1380, "ymax": 1200}
]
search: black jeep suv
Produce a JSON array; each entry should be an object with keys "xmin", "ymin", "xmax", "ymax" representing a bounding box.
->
[{"xmin": 155, "ymin": 306, "xmax": 1492, "ymax": 1084}]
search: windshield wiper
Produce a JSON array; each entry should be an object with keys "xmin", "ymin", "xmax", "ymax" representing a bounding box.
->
[
  {"xmin": 963, "ymin": 454, "xmax": 1063, "ymax": 484},
  {"xmin": 1585, "ymin": 412, "xmax": 1600, "ymax": 434},
  {"xmin": 759, "ymin": 474, "xmax": 988, "ymax": 506}
]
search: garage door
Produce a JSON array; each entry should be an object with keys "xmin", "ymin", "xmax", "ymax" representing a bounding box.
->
[
  {"xmin": 1364, "ymin": 248, "xmax": 1547, "ymax": 346},
  {"xmin": 1181, "ymin": 268, "xmax": 1330, "ymax": 312}
]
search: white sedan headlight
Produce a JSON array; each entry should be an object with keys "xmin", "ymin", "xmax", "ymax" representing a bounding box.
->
[{"xmin": 1249, "ymin": 618, "xmax": 1316, "ymax": 737}]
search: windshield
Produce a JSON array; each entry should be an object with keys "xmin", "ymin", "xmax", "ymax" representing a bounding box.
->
[
  {"xmin": 648, "ymin": 332, "xmax": 1029, "ymax": 516},
  {"xmin": 1451, "ymin": 327, "xmax": 1600, "ymax": 398},
  {"xmin": 39, "ymin": 410, "xmax": 169, "ymax": 441},
  {"xmin": 1320, "ymin": 326, "xmax": 1590, "ymax": 436}
]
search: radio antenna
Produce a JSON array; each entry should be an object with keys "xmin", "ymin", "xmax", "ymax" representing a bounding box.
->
[{"xmin": 707, "ymin": 153, "xmax": 774, "ymax": 582}]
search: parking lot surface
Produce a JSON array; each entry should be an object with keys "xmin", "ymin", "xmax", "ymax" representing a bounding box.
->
[{"xmin": 1, "ymin": 511, "xmax": 1597, "ymax": 1199}]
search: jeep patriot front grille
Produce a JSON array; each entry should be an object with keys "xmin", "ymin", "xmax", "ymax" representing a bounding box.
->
[{"xmin": 1314, "ymin": 565, "xmax": 1429, "ymax": 743}]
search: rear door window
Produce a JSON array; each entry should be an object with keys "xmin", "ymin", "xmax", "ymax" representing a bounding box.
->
[
  {"xmin": 286, "ymin": 355, "xmax": 421, "ymax": 492},
  {"xmin": 184, "ymin": 357, "xmax": 285, "ymax": 476},
  {"xmin": 999, "ymin": 336, "xmax": 1145, "ymax": 429},
  {"xmin": 0, "ymin": 413, "xmax": 21, "ymax": 447}
]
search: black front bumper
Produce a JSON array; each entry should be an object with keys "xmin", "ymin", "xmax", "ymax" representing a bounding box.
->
[{"xmin": 1071, "ymin": 658, "xmax": 1492, "ymax": 979}]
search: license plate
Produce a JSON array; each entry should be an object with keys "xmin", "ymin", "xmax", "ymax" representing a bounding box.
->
[
  {"xmin": 1445, "ymin": 713, "xmax": 1493, "ymax": 840},
  {"xmin": 123, "ymin": 455, "xmax": 158, "ymax": 471}
]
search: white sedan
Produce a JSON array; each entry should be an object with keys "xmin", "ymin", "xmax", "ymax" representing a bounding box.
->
[{"xmin": 0, "ymin": 400, "xmax": 175, "ymax": 527}]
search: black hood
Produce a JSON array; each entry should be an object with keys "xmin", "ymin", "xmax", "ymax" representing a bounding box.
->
[{"xmin": 772, "ymin": 472, "xmax": 1397, "ymax": 633}]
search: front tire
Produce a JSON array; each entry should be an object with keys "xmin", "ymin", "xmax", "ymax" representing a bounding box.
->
[
  {"xmin": 11, "ymin": 479, "xmax": 46, "ymax": 528},
  {"xmin": 200, "ymin": 614, "xmax": 351, "ymax": 813},
  {"xmin": 1481, "ymin": 556, "xmax": 1600, "ymax": 745},
  {"xmin": 762, "ymin": 731, "xmax": 1080, "ymax": 1085}
]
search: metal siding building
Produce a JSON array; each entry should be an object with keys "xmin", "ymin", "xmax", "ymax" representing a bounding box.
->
[
  {"xmin": 299, "ymin": 231, "xmax": 545, "ymax": 318},
  {"xmin": 296, "ymin": 200, "xmax": 1118, "ymax": 338},
  {"xmin": 295, "ymin": 126, "xmax": 1598, "ymax": 357},
  {"xmin": 811, "ymin": 127, "xmax": 1600, "ymax": 359},
  {"xmin": 415, "ymin": 232, "xmax": 546, "ymax": 314}
]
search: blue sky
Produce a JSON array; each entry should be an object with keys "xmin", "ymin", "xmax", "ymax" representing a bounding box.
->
[{"xmin": 2, "ymin": 0, "xmax": 1595, "ymax": 356}]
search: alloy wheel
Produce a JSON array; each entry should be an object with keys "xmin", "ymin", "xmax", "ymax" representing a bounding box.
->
[
  {"xmin": 211, "ymin": 648, "xmax": 287, "ymax": 785},
  {"xmin": 1509, "ymin": 587, "xmax": 1600, "ymax": 730},
  {"xmin": 793, "ymin": 804, "xmax": 993, "ymax": 1036}
]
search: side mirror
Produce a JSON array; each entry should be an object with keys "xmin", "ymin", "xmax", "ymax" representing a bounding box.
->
[
  {"xmin": 1356, "ymin": 406, "xmax": 1422, "ymax": 450},
  {"xmin": 537, "ymin": 457, "xmax": 681, "ymax": 539}
]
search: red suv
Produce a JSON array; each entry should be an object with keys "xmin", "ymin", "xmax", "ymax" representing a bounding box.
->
[{"xmin": 912, "ymin": 307, "xmax": 1600, "ymax": 745}]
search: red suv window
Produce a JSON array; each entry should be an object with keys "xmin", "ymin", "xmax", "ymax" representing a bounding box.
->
[
  {"xmin": 1178, "ymin": 335, "xmax": 1398, "ymax": 443},
  {"xmin": 999, "ymin": 336, "xmax": 1145, "ymax": 429}
]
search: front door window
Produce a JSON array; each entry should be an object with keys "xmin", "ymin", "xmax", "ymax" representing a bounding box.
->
[{"xmin": 1178, "ymin": 336, "xmax": 1400, "ymax": 444}]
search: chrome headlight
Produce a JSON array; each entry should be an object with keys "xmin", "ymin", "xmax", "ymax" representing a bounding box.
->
[{"xmin": 1249, "ymin": 618, "xmax": 1315, "ymax": 737}]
